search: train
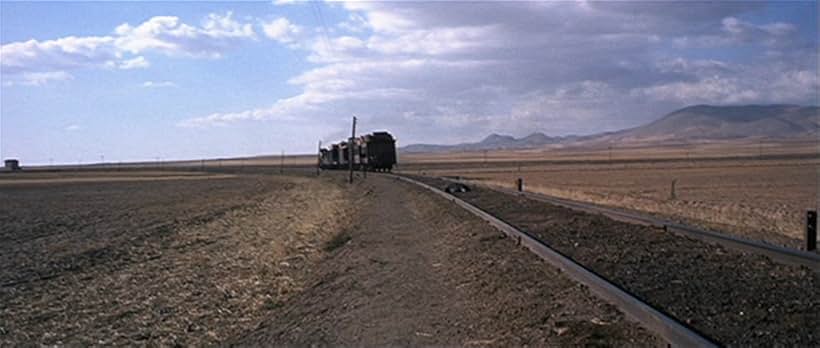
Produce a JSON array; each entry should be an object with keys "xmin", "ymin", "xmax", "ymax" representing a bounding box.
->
[{"xmin": 319, "ymin": 131, "xmax": 397, "ymax": 172}]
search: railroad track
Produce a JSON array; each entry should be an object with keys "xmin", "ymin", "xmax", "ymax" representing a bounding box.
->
[
  {"xmin": 440, "ymin": 177, "xmax": 820, "ymax": 270},
  {"xmin": 392, "ymin": 174, "xmax": 719, "ymax": 348}
]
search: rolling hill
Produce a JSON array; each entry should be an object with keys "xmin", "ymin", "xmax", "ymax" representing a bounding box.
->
[
  {"xmin": 400, "ymin": 104, "xmax": 819, "ymax": 153},
  {"xmin": 401, "ymin": 132, "xmax": 563, "ymax": 153},
  {"xmin": 600, "ymin": 104, "xmax": 819, "ymax": 143}
]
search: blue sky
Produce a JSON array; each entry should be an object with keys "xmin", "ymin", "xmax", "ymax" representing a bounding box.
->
[{"xmin": 1, "ymin": 1, "xmax": 817, "ymax": 164}]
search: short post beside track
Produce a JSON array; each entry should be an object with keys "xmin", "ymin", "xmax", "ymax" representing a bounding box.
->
[
  {"xmin": 516, "ymin": 178, "xmax": 523, "ymax": 192},
  {"xmin": 807, "ymin": 210, "xmax": 817, "ymax": 252}
]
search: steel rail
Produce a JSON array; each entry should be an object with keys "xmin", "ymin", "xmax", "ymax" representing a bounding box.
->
[
  {"xmin": 469, "ymin": 181, "xmax": 820, "ymax": 270},
  {"xmin": 392, "ymin": 174, "xmax": 719, "ymax": 348}
]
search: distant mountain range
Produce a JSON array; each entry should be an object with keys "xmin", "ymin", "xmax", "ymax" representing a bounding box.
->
[{"xmin": 400, "ymin": 104, "xmax": 819, "ymax": 153}]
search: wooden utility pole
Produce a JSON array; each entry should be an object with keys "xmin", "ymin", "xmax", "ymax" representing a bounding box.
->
[
  {"xmin": 807, "ymin": 210, "xmax": 817, "ymax": 251},
  {"xmin": 317, "ymin": 140, "xmax": 322, "ymax": 176},
  {"xmin": 280, "ymin": 150, "xmax": 285, "ymax": 174},
  {"xmin": 349, "ymin": 116, "xmax": 357, "ymax": 183}
]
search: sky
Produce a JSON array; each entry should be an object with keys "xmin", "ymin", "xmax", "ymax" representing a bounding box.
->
[{"xmin": 1, "ymin": 1, "xmax": 818, "ymax": 164}]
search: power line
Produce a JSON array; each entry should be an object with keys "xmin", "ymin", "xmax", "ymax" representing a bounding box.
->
[{"xmin": 310, "ymin": 1, "xmax": 333, "ymax": 58}]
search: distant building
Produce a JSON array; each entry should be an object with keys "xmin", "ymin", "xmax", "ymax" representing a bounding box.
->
[{"xmin": 4, "ymin": 159, "xmax": 20, "ymax": 171}]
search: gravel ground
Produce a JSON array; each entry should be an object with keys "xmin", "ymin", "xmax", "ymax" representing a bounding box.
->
[
  {"xmin": 237, "ymin": 174, "xmax": 662, "ymax": 346},
  {"xmin": 410, "ymin": 175, "xmax": 819, "ymax": 347}
]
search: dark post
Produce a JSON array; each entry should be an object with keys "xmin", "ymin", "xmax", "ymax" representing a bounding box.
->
[
  {"xmin": 280, "ymin": 150, "xmax": 284, "ymax": 174},
  {"xmin": 670, "ymin": 179, "xmax": 677, "ymax": 200},
  {"xmin": 317, "ymin": 140, "xmax": 321, "ymax": 176},
  {"xmin": 349, "ymin": 116, "xmax": 357, "ymax": 184},
  {"xmin": 807, "ymin": 210, "xmax": 817, "ymax": 251},
  {"xmin": 517, "ymin": 178, "xmax": 523, "ymax": 192}
]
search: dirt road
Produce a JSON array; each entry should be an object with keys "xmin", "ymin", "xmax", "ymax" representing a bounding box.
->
[{"xmin": 237, "ymin": 174, "xmax": 660, "ymax": 346}]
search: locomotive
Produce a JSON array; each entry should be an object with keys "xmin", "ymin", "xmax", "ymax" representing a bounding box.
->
[{"xmin": 319, "ymin": 131, "xmax": 397, "ymax": 172}]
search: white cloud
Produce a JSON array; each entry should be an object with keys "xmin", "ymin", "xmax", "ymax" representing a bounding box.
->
[
  {"xmin": 113, "ymin": 12, "xmax": 256, "ymax": 58},
  {"xmin": 272, "ymin": 0, "xmax": 300, "ymax": 5},
  {"xmin": 142, "ymin": 80, "xmax": 178, "ymax": 88},
  {"xmin": 632, "ymin": 77, "xmax": 760, "ymax": 104},
  {"xmin": 177, "ymin": 95, "xmax": 305, "ymax": 128},
  {"xmin": 261, "ymin": 17, "xmax": 302, "ymax": 43},
  {"xmin": 4, "ymin": 2, "xmax": 814, "ymax": 148},
  {"xmin": 675, "ymin": 16, "xmax": 800, "ymax": 48},
  {"xmin": 65, "ymin": 124, "xmax": 82, "ymax": 131},
  {"xmin": 177, "ymin": 1, "xmax": 814, "ymax": 147},
  {"xmin": 1, "ymin": 36, "xmax": 117, "ymax": 74},
  {"xmin": 118, "ymin": 56, "xmax": 150, "ymax": 69},
  {"xmin": 365, "ymin": 25, "xmax": 498, "ymax": 56},
  {"xmin": 3, "ymin": 71, "xmax": 74, "ymax": 86},
  {"xmin": 338, "ymin": 13, "xmax": 368, "ymax": 33},
  {"xmin": 1, "ymin": 12, "xmax": 256, "ymax": 86}
]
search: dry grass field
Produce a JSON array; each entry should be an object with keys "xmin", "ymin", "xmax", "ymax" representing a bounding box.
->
[
  {"xmin": 399, "ymin": 138, "xmax": 817, "ymax": 164},
  {"xmin": 0, "ymin": 169, "xmax": 661, "ymax": 346},
  {"xmin": 0, "ymin": 170, "xmax": 352, "ymax": 346},
  {"xmin": 399, "ymin": 141, "xmax": 819, "ymax": 249}
]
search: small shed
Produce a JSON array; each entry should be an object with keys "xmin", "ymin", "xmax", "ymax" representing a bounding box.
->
[{"xmin": 4, "ymin": 159, "xmax": 20, "ymax": 171}]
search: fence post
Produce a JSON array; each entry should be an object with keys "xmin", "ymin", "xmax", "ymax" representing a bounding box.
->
[
  {"xmin": 517, "ymin": 178, "xmax": 523, "ymax": 192},
  {"xmin": 807, "ymin": 210, "xmax": 817, "ymax": 251},
  {"xmin": 670, "ymin": 179, "xmax": 677, "ymax": 200}
]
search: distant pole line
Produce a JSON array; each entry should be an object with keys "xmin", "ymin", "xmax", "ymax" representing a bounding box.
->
[{"xmin": 281, "ymin": 150, "xmax": 285, "ymax": 174}]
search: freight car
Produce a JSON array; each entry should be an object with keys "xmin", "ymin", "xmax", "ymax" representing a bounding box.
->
[{"xmin": 319, "ymin": 131, "xmax": 397, "ymax": 172}]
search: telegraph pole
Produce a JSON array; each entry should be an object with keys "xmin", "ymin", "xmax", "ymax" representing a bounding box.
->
[
  {"xmin": 280, "ymin": 150, "xmax": 285, "ymax": 174},
  {"xmin": 349, "ymin": 116, "xmax": 357, "ymax": 183},
  {"xmin": 317, "ymin": 140, "xmax": 322, "ymax": 176}
]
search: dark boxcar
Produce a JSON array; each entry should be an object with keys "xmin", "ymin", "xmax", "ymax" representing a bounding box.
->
[
  {"xmin": 319, "ymin": 131, "xmax": 397, "ymax": 172},
  {"xmin": 364, "ymin": 132, "xmax": 396, "ymax": 171}
]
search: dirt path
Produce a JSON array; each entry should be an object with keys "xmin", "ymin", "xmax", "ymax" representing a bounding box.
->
[{"xmin": 236, "ymin": 175, "xmax": 661, "ymax": 346}]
